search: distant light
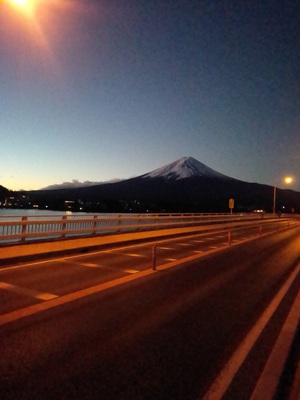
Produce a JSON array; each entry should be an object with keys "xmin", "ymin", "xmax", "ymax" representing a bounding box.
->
[{"xmin": 284, "ymin": 177, "xmax": 293, "ymax": 184}]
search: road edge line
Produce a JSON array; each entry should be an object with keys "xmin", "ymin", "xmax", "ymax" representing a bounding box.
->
[
  {"xmin": 202, "ymin": 262, "xmax": 300, "ymax": 400},
  {"xmin": 250, "ymin": 286, "xmax": 300, "ymax": 400}
]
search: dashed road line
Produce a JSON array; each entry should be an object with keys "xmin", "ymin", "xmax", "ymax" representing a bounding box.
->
[
  {"xmin": 80, "ymin": 262, "xmax": 102, "ymax": 268},
  {"xmin": 0, "ymin": 228, "xmax": 289, "ymax": 327},
  {"xmin": 203, "ymin": 262, "xmax": 300, "ymax": 400},
  {"xmin": 62, "ymin": 260, "xmax": 138, "ymax": 274},
  {"xmin": 124, "ymin": 269, "xmax": 139, "ymax": 274},
  {"xmin": 0, "ymin": 282, "xmax": 58, "ymax": 301},
  {"xmin": 0, "ymin": 269, "xmax": 155, "ymax": 326},
  {"xmin": 165, "ymin": 258, "xmax": 177, "ymax": 262},
  {"xmin": 177, "ymin": 243, "xmax": 190, "ymax": 247},
  {"xmin": 158, "ymin": 246, "xmax": 173, "ymax": 250},
  {"xmin": 194, "ymin": 250, "xmax": 204, "ymax": 254}
]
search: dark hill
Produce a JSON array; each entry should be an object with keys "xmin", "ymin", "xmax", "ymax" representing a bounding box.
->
[
  {"xmin": 25, "ymin": 174, "xmax": 300, "ymax": 213},
  {"xmin": 16, "ymin": 157, "xmax": 300, "ymax": 213}
]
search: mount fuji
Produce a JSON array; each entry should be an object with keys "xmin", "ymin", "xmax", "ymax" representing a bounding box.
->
[
  {"xmin": 22, "ymin": 156, "xmax": 300, "ymax": 213},
  {"xmin": 41, "ymin": 156, "xmax": 231, "ymax": 190},
  {"xmin": 140, "ymin": 157, "xmax": 230, "ymax": 181}
]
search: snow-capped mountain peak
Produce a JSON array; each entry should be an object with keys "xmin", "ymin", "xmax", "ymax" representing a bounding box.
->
[{"xmin": 141, "ymin": 157, "xmax": 229, "ymax": 180}]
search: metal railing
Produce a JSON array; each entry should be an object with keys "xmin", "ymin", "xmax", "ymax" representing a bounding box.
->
[{"xmin": 0, "ymin": 212, "xmax": 282, "ymax": 244}]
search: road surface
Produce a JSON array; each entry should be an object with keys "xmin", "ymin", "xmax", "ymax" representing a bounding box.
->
[{"xmin": 0, "ymin": 223, "xmax": 300, "ymax": 399}]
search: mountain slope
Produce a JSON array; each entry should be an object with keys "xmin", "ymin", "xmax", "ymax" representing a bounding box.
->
[
  {"xmin": 23, "ymin": 157, "xmax": 300, "ymax": 213},
  {"xmin": 0, "ymin": 185, "xmax": 10, "ymax": 201},
  {"xmin": 140, "ymin": 157, "xmax": 231, "ymax": 181}
]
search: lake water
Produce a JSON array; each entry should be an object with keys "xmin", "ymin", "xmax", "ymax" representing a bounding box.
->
[{"xmin": 0, "ymin": 209, "xmax": 83, "ymax": 221}]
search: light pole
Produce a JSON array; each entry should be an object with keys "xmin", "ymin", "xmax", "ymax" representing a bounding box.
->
[
  {"xmin": 273, "ymin": 186, "xmax": 276, "ymax": 214},
  {"xmin": 273, "ymin": 177, "xmax": 294, "ymax": 214}
]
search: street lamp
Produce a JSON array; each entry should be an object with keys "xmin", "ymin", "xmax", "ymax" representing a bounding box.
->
[{"xmin": 273, "ymin": 177, "xmax": 294, "ymax": 214}]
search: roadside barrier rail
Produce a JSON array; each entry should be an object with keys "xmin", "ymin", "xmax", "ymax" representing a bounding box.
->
[{"xmin": 0, "ymin": 212, "xmax": 291, "ymax": 243}]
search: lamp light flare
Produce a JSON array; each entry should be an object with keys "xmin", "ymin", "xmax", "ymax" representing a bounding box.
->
[
  {"xmin": 1, "ymin": 0, "xmax": 75, "ymax": 66},
  {"xmin": 5, "ymin": 0, "xmax": 38, "ymax": 16},
  {"xmin": 12, "ymin": 0, "xmax": 29, "ymax": 6},
  {"xmin": 284, "ymin": 177, "xmax": 293, "ymax": 184}
]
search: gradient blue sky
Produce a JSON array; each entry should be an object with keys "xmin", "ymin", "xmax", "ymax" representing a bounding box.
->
[{"xmin": 1, "ymin": 0, "xmax": 299, "ymax": 191}]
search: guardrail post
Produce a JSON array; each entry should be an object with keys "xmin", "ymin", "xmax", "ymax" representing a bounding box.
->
[
  {"xmin": 92, "ymin": 215, "xmax": 97, "ymax": 235},
  {"xmin": 152, "ymin": 245, "xmax": 156, "ymax": 270},
  {"xmin": 61, "ymin": 215, "xmax": 67, "ymax": 238},
  {"xmin": 228, "ymin": 230, "xmax": 231, "ymax": 245},
  {"xmin": 117, "ymin": 215, "xmax": 121, "ymax": 232},
  {"xmin": 21, "ymin": 216, "xmax": 27, "ymax": 242}
]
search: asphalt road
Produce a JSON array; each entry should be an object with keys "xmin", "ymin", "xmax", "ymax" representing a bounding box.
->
[{"xmin": 0, "ymin": 222, "xmax": 300, "ymax": 399}]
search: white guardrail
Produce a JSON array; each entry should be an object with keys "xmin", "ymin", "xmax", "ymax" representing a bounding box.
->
[{"xmin": 0, "ymin": 212, "xmax": 279, "ymax": 244}]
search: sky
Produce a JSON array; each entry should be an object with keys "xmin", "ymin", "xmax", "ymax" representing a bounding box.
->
[{"xmin": 0, "ymin": 0, "xmax": 299, "ymax": 191}]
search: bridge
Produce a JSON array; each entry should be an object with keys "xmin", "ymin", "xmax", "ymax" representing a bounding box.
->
[
  {"xmin": 0, "ymin": 212, "xmax": 293, "ymax": 262},
  {"xmin": 0, "ymin": 212, "xmax": 299, "ymax": 399}
]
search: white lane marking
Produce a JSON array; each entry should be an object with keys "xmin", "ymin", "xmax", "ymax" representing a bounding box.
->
[
  {"xmin": 177, "ymin": 243, "xmax": 190, "ymax": 246},
  {"xmin": 123, "ymin": 253, "xmax": 147, "ymax": 258},
  {"xmin": 192, "ymin": 240, "xmax": 205, "ymax": 243},
  {"xmin": 80, "ymin": 263, "xmax": 102, "ymax": 268},
  {"xmin": 202, "ymin": 262, "xmax": 300, "ymax": 400},
  {"xmin": 64, "ymin": 259, "xmax": 139, "ymax": 274},
  {"xmin": 194, "ymin": 251, "xmax": 204, "ymax": 254},
  {"xmin": 206, "ymin": 238, "xmax": 215, "ymax": 241},
  {"xmin": 158, "ymin": 247, "xmax": 173, "ymax": 250},
  {"xmin": 124, "ymin": 269, "xmax": 139, "ymax": 274},
  {"xmin": 250, "ymin": 288, "xmax": 300, "ymax": 400},
  {"xmin": 165, "ymin": 258, "xmax": 177, "ymax": 262},
  {"xmin": 209, "ymin": 246, "xmax": 218, "ymax": 249},
  {"xmin": 0, "ymin": 282, "xmax": 58, "ymax": 301},
  {"xmin": 0, "ymin": 234, "xmax": 280, "ymax": 327}
]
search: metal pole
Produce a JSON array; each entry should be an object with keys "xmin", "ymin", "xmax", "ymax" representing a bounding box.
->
[
  {"xmin": 152, "ymin": 245, "xmax": 156, "ymax": 270},
  {"xmin": 21, "ymin": 216, "xmax": 27, "ymax": 242},
  {"xmin": 273, "ymin": 186, "xmax": 276, "ymax": 214}
]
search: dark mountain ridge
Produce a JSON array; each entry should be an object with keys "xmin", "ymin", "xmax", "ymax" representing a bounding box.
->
[{"xmin": 20, "ymin": 157, "xmax": 300, "ymax": 213}]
